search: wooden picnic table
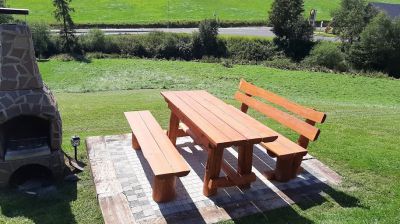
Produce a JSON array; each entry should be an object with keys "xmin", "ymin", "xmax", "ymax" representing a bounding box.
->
[{"xmin": 161, "ymin": 90, "xmax": 278, "ymax": 196}]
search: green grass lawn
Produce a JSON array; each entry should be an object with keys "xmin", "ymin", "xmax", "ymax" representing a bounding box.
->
[
  {"xmin": 1, "ymin": 58, "xmax": 399, "ymax": 223},
  {"xmin": 8, "ymin": 0, "xmax": 400, "ymax": 26}
]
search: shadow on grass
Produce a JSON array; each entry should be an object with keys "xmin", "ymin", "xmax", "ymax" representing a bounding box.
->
[
  {"xmin": 72, "ymin": 54, "xmax": 92, "ymax": 64},
  {"xmin": 290, "ymin": 183, "xmax": 365, "ymax": 211},
  {"xmin": 231, "ymin": 206, "xmax": 313, "ymax": 224},
  {"xmin": 0, "ymin": 172, "xmax": 77, "ymax": 224},
  {"xmin": 51, "ymin": 53, "xmax": 92, "ymax": 64},
  {"xmin": 231, "ymin": 182, "xmax": 364, "ymax": 224}
]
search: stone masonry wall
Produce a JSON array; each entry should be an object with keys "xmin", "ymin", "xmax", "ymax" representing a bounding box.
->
[{"xmin": 0, "ymin": 24, "xmax": 43, "ymax": 91}]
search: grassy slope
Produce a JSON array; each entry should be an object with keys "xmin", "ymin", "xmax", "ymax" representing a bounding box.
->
[
  {"xmin": 9, "ymin": 0, "xmax": 400, "ymax": 25},
  {"xmin": 1, "ymin": 58, "xmax": 399, "ymax": 223}
]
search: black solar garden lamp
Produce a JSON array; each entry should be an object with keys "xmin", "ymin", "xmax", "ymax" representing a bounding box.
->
[{"xmin": 71, "ymin": 135, "xmax": 81, "ymax": 161}]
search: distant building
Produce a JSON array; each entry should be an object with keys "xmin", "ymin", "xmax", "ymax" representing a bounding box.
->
[{"xmin": 369, "ymin": 2, "xmax": 400, "ymax": 20}]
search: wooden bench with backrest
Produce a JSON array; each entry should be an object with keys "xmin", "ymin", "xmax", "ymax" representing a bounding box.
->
[
  {"xmin": 124, "ymin": 111, "xmax": 190, "ymax": 202},
  {"xmin": 235, "ymin": 79, "xmax": 326, "ymax": 182}
]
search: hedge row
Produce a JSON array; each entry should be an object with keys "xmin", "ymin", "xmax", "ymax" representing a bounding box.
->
[
  {"xmin": 34, "ymin": 29, "xmax": 282, "ymax": 62},
  {"xmin": 30, "ymin": 24, "xmax": 398, "ymax": 78}
]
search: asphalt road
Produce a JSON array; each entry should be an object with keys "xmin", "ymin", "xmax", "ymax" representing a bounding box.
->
[{"xmin": 51, "ymin": 27, "xmax": 337, "ymax": 41}]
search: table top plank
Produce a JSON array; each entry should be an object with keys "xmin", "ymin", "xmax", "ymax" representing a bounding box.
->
[
  {"xmin": 185, "ymin": 91, "xmax": 265, "ymax": 143},
  {"xmin": 177, "ymin": 91, "xmax": 245, "ymax": 142},
  {"xmin": 194, "ymin": 90, "xmax": 278, "ymax": 142},
  {"xmin": 161, "ymin": 90, "xmax": 278, "ymax": 148},
  {"xmin": 162, "ymin": 91, "xmax": 233, "ymax": 147}
]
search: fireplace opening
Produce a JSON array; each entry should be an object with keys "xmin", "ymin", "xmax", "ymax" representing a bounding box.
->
[
  {"xmin": 1, "ymin": 116, "xmax": 51, "ymax": 160},
  {"xmin": 9, "ymin": 164, "xmax": 54, "ymax": 192}
]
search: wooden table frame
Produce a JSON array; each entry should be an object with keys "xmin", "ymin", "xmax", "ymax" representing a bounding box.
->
[{"xmin": 161, "ymin": 90, "xmax": 277, "ymax": 196}]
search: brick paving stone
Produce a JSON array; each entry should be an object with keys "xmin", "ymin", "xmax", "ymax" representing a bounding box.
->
[{"xmin": 88, "ymin": 134, "xmax": 342, "ymax": 224}]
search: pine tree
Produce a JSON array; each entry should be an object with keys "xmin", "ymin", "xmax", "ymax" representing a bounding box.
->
[{"xmin": 53, "ymin": 0, "xmax": 76, "ymax": 52}]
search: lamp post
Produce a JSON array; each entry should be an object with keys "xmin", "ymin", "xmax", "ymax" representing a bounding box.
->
[{"xmin": 71, "ymin": 135, "xmax": 81, "ymax": 161}]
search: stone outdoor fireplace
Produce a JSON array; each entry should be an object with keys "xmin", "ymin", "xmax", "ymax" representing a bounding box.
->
[{"xmin": 0, "ymin": 23, "xmax": 64, "ymax": 187}]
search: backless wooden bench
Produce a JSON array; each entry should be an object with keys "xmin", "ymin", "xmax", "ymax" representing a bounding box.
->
[
  {"xmin": 124, "ymin": 111, "xmax": 190, "ymax": 202},
  {"xmin": 235, "ymin": 79, "xmax": 327, "ymax": 182}
]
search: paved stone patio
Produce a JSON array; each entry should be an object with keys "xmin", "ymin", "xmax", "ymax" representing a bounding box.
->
[{"xmin": 87, "ymin": 134, "xmax": 341, "ymax": 224}]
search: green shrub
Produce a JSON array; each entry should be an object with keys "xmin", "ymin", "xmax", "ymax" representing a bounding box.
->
[
  {"xmin": 303, "ymin": 42, "xmax": 346, "ymax": 71},
  {"xmin": 106, "ymin": 32, "xmax": 195, "ymax": 60},
  {"xmin": 273, "ymin": 37, "xmax": 314, "ymax": 61},
  {"xmin": 348, "ymin": 14, "xmax": 400, "ymax": 78},
  {"xmin": 263, "ymin": 56, "xmax": 301, "ymax": 70},
  {"xmin": 30, "ymin": 22, "xmax": 52, "ymax": 58},
  {"xmin": 111, "ymin": 35, "xmax": 146, "ymax": 56},
  {"xmin": 80, "ymin": 29, "xmax": 109, "ymax": 52},
  {"xmin": 176, "ymin": 37, "xmax": 193, "ymax": 60},
  {"xmin": 226, "ymin": 37, "xmax": 278, "ymax": 62},
  {"xmin": 191, "ymin": 32, "xmax": 204, "ymax": 59}
]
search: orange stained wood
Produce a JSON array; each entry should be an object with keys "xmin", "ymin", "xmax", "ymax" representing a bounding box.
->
[
  {"xmin": 260, "ymin": 135, "xmax": 308, "ymax": 158},
  {"xmin": 235, "ymin": 92, "xmax": 320, "ymax": 141},
  {"xmin": 161, "ymin": 91, "xmax": 278, "ymax": 148},
  {"xmin": 124, "ymin": 111, "xmax": 190, "ymax": 178},
  {"xmin": 238, "ymin": 79, "xmax": 326, "ymax": 123},
  {"xmin": 195, "ymin": 90, "xmax": 279, "ymax": 140}
]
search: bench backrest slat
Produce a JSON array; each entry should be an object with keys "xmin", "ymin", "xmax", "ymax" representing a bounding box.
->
[
  {"xmin": 235, "ymin": 92, "xmax": 321, "ymax": 141},
  {"xmin": 239, "ymin": 79, "xmax": 326, "ymax": 123}
]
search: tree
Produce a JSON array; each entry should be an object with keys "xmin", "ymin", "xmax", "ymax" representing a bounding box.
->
[
  {"xmin": 331, "ymin": 0, "xmax": 378, "ymax": 48},
  {"xmin": 348, "ymin": 14, "xmax": 400, "ymax": 78},
  {"xmin": 0, "ymin": 0, "xmax": 13, "ymax": 24},
  {"xmin": 269, "ymin": 0, "xmax": 314, "ymax": 60},
  {"xmin": 192, "ymin": 19, "xmax": 226, "ymax": 58},
  {"xmin": 53, "ymin": 0, "xmax": 76, "ymax": 52}
]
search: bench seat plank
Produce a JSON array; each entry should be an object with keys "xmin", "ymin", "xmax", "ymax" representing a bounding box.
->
[
  {"xmin": 124, "ymin": 111, "xmax": 190, "ymax": 178},
  {"xmin": 260, "ymin": 134, "xmax": 308, "ymax": 158}
]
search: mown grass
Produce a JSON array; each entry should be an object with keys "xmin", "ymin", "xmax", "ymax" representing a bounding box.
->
[
  {"xmin": 1, "ymin": 58, "xmax": 399, "ymax": 223},
  {"xmin": 8, "ymin": 0, "xmax": 400, "ymax": 26}
]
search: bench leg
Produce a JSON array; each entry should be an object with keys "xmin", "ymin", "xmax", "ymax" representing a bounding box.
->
[
  {"xmin": 131, "ymin": 133, "xmax": 140, "ymax": 150},
  {"xmin": 264, "ymin": 156, "xmax": 294, "ymax": 182},
  {"xmin": 291, "ymin": 153, "xmax": 305, "ymax": 178},
  {"xmin": 153, "ymin": 176, "xmax": 177, "ymax": 203},
  {"xmin": 203, "ymin": 146, "xmax": 224, "ymax": 197},
  {"xmin": 237, "ymin": 144, "xmax": 253, "ymax": 189}
]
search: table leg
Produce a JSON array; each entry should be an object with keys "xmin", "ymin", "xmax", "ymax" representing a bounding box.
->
[
  {"xmin": 238, "ymin": 143, "xmax": 253, "ymax": 189},
  {"xmin": 167, "ymin": 111, "xmax": 180, "ymax": 145},
  {"xmin": 203, "ymin": 146, "xmax": 224, "ymax": 197}
]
